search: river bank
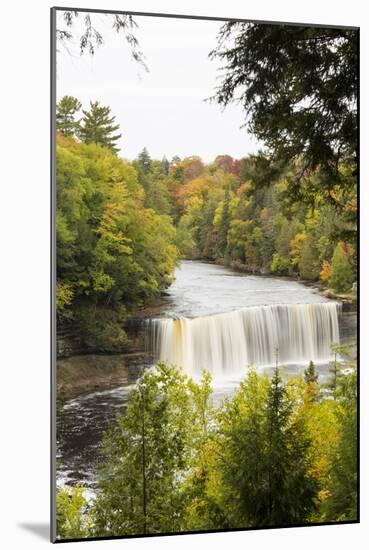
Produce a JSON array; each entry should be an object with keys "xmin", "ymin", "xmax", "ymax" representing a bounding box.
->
[
  {"xmin": 215, "ymin": 258, "xmax": 357, "ymax": 304},
  {"xmin": 56, "ymin": 260, "xmax": 357, "ymax": 490},
  {"xmin": 56, "ymin": 261, "xmax": 357, "ymax": 400}
]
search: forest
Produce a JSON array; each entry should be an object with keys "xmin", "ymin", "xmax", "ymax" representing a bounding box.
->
[
  {"xmin": 57, "ymin": 356, "xmax": 357, "ymax": 538},
  {"xmin": 55, "ymin": 94, "xmax": 357, "ymax": 538},
  {"xmin": 55, "ymin": 19, "xmax": 358, "ymax": 540},
  {"xmin": 56, "ymin": 97, "xmax": 357, "ymax": 353}
]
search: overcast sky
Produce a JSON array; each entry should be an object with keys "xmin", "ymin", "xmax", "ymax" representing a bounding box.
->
[{"xmin": 56, "ymin": 11, "xmax": 261, "ymax": 163}]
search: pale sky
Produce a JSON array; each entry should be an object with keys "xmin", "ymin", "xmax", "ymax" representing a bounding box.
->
[{"xmin": 56, "ymin": 11, "xmax": 261, "ymax": 162}]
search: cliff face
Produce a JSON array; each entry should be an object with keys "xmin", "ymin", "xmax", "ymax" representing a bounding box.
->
[
  {"xmin": 57, "ymin": 354, "xmax": 130, "ymax": 399},
  {"xmin": 56, "ymin": 323, "xmax": 84, "ymax": 358},
  {"xmin": 56, "ymin": 318, "xmax": 149, "ymax": 359},
  {"xmin": 56, "ymin": 318, "xmax": 152, "ymax": 399},
  {"xmin": 340, "ymin": 303, "xmax": 357, "ymax": 354}
]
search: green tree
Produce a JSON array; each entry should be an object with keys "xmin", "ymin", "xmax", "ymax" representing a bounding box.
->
[
  {"xmin": 263, "ymin": 367, "xmax": 317, "ymax": 525},
  {"xmin": 56, "ymin": 96, "xmax": 81, "ymax": 136},
  {"xmin": 56, "ymin": 134, "xmax": 178, "ymax": 351},
  {"xmin": 298, "ymin": 235, "xmax": 320, "ymax": 280},
  {"xmin": 210, "ymin": 24, "xmax": 358, "ymax": 210},
  {"xmin": 216, "ymin": 187, "xmax": 231, "ymax": 258},
  {"xmin": 212, "ymin": 367, "xmax": 317, "ymax": 528},
  {"xmin": 330, "ymin": 242, "xmax": 354, "ymax": 293},
  {"xmin": 137, "ymin": 147, "xmax": 152, "ymax": 174},
  {"xmin": 304, "ymin": 360, "xmax": 318, "ymax": 385},
  {"xmin": 92, "ymin": 364, "xmax": 193, "ymax": 537},
  {"xmin": 79, "ymin": 101, "xmax": 122, "ymax": 153},
  {"xmin": 216, "ymin": 368, "xmax": 270, "ymax": 527},
  {"xmin": 56, "ymin": 485, "xmax": 91, "ymax": 540},
  {"xmin": 324, "ymin": 369, "xmax": 357, "ymax": 521},
  {"xmin": 181, "ymin": 372, "xmax": 226, "ymax": 531}
]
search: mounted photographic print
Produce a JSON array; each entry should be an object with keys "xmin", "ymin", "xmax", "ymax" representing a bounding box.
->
[{"xmin": 51, "ymin": 7, "xmax": 359, "ymax": 542}]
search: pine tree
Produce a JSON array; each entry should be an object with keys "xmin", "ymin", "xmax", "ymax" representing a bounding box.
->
[
  {"xmin": 215, "ymin": 368, "xmax": 270, "ymax": 528},
  {"xmin": 137, "ymin": 147, "xmax": 152, "ymax": 174},
  {"xmin": 161, "ymin": 156, "xmax": 170, "ymax": 175},
  {"xmin": 79, "ymin": 101, "xmax": 122, "ymax": 153},
  {"xmin": 264, "ymin": 366, "xmax": 317, "ymax": 526},
  {"xmin": 325, "ymin": 369, "xmax": 357, "ymax": 521},
  {"xmin": 304, "ymin": 360, "xmax": 318, "ymax": 385},
  {"xmin": 56, "ymin": 95, "xmax": 81, "ymax": 136},
  {"xmin": 328, "ymin": 343, "xmax": 344, "ymax": 397},
  {"xmin": 216, "ymin": 366, "xmax": 317, "ymax": 528},
  {"xmin": 304, "ymin": 360, "xmax": 319, "ymax": 402}
]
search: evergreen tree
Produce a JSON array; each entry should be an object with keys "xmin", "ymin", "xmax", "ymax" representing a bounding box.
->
[
  {"xmin": 304, "ymin": 360, "xmax": 318, "ymax": 385},
  {"xmin": 327, "ymin": 343, "xmax": 344, "ymax": 396},
  {"xmin": 215, "ymin": 367, "xmax": 317, "ymax": 528},
  {"xmin": 264, "ymin": 366, "xmax": 317, "ymax": 526},
  {"xmin": 210, "ymin": 24, "xmax": 357, "ymax": 211},
  {"xmin": 330, "ymin": 242, "xmax": 354, "ymax": 293},
  {"xmin": 161, "ymin": 156, "xmax": 170, "ymax": 175},
  {"xmin": 137, "ymin": 147, "xmax": 152, "ymax": 174},
  {"xmin": 304, "ymin": 360, "xmax": 320, "ymax": 402},
  {"xmin": 325, "ymin": 369, "xmax": 357, "ymax": 521},
  {"xmin": 79, "ymin": 101, "xmax": 122, "ymax": 153},
  {"xmin": 56, "ymin": 95, "xmax": 81, "ymax": 136}
]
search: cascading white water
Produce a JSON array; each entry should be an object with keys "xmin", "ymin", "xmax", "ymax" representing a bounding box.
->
[{"xmin": 151, "ymin": 302, "xmax": 341, "ymax": 377}]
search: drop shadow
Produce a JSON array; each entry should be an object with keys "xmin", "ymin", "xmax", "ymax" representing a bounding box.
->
[{"xmin": 18, "ymin": 522, "xmax": 49, "ymax": 541}]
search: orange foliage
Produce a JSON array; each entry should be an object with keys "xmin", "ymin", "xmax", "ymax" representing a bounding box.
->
[{"xmin": 320, "ymin": 260, "xmax": 332, "ymax": 284}]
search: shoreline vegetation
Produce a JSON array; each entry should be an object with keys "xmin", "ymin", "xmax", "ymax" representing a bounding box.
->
[
  {"xmin": 56, "ymin": 104, "xmax": 357, "ymax": 355},
  {"xmin": 55, "ymin": 109, "xmax": 357, "ymax": 401},
  {"xmin": 57, "ymin": 357, "xmax": 357, "ymax": 539},
  {"xmin": 55, "ymin": 121, "xmax": 357, "ymax": 372},
  {"xmin": 55, "ymin": 18, "xmax": 357, "ymax": 538}
]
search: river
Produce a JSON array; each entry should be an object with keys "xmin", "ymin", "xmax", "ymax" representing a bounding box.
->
[{"xmin": 56, "ymin": 260, "xmax": 345, "ymax": 493}]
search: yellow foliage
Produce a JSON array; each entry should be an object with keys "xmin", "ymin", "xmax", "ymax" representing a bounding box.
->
[
  {"xmin": 56, "ymin": 282, "xmax": 74, "ymax": 310},
  {"xmin": 320, "ymin": 260, "xmax": 332, "ymax": 284}
]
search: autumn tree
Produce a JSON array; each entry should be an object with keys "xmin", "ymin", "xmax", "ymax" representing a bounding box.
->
[
  {"xmin": 56, "ymin": 485, "xmax": 91, "ymax": 539},
  {"xmin": 210, "ymin": 24, "xmax": 358, "ymax": 209},
  {"xmin": 320, "ymin": 260, "xmax": 332, "ymax": 285},
  {"xmin": 56, "ymin": 134, "xmax": 178, "ymax": 351}
]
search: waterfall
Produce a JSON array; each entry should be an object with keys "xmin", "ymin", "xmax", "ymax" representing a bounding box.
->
[{"xmin": 151, "ymin": 302, "xmax": 341, "ymax": 377}]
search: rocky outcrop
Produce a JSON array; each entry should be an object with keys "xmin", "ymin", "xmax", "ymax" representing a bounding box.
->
[{"xmin": 57, "ymin": 353, "xmax": 138, "ymax": 399}]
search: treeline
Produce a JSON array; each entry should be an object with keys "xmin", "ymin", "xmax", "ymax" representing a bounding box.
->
[
  {"xmin": 56, "ymin": 351, "xmax": 357, "ymax": 539},
  {"xmin": 56, "ymin": 95, "xmax": 356, "ymax": 355},
  {"xmin": 132, "ymin": 149, "xmax": 357, "ymax": 293},
  {"xmin": 56, "ymin": 132, "xmax": 178, "ymax": 352}
]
